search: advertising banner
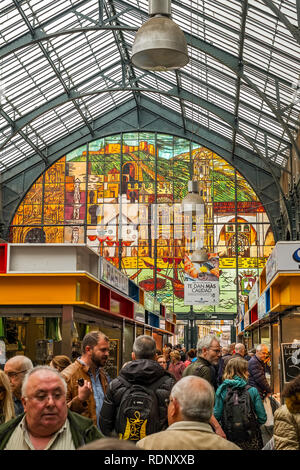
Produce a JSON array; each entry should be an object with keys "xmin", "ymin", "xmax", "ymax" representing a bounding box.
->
[
  {"xmin": 100, "ymin": 258, "xmax": 129, "ymax": 295},
  {"xmin": 266, "ymin": 242, "xmax": 300, "ymax": 285},
  {"xmin": 184, "ymin": 253, "xmax": 219, "ymax": 305}
]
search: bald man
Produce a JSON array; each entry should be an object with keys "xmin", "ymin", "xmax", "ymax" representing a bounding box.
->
[
  {"xmin": 0, "ymin": 366, "xmax": 101, "ymax": 450},
  {"xmin": 137, "ymin": 376, "xmax": 240, "ymax": 450},
  {"xmin": 4, "ymin": 356, "xmax": 33, "ymax": 415}
]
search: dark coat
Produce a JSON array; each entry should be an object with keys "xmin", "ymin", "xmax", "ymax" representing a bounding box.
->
[
  {"xmin": 183, "ymin": 357, "xmax": 218, "ymax": 391},
  {"xmin": 217, "ymin": 354, "xmax": 232, "ymax": 385},
  {"xmin": 99, "ymin": 359, "xmax": 175, "ymax": 437},
  {"xmin": 248, "ymin": 355, "xmax": 272, "ymax": 398},
  {"xmin": 0, "ymin": 409, "xmax": 102, "ymax": 450}
]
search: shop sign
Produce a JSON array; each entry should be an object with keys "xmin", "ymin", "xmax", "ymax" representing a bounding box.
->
[
  {"xmin": 144, "ymin": 291, "xmax": 154, "ymax": 312},
  {"xmin": 184, "ymin": 253, "xmax": 219, "ymax": 305},
  {"xmin": 100, "ymin": 258, "xmax": 129, "ymax": 295},
  {"xmin": 110, "ymin": 299, "xmax": 120, "ymax": 314},
  {"xmin": 257, "ymin": 294, "xmax": 266, "ymax": 319},
  {"xmin": 160, "ymin": 318, "xmax": 166, "ymax": 330},
  {"xmin": 153, "ymin": 298, "xmax": 160, "ymax": 316},
  {"xmin": 248, "ymin": 280, "xmax": 259, "ymax": 309},
  {"xmin": 244, "ymin": 331, "xmax": 250, "ymax": 338},
  {"xmin": 165, "ymin": 307, "xmax": 173, "ymax": 323},
  {"xmin": 266, "ymin": 242, "xmax": 300, "ymax": 285},
  {"xmin": 134, "ymin": 303, "xmax": 145, "ymax": 323},
  {"xmin": 244, "ymin": 311, "xmax": 250, "ymax": 328}
]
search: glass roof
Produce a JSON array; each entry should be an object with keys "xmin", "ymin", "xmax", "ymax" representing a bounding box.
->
[{"xmin": 0, "ymin": 0, "xmax": 299, "ymax": 174}]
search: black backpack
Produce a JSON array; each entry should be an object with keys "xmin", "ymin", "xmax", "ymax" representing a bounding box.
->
[
  {"xmin": 115, "ymin": 375, "xmax": 167, "ymax": 441},
  {"xmin": 221, "ymin": 385, "xmax": 259, "ymax": 443}
]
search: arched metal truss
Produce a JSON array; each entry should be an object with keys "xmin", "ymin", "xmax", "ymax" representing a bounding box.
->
[{"xmin": 0, "ymin": 0, "xmax": 299, "ymax": 239}]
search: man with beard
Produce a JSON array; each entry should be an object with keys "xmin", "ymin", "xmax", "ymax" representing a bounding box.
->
[{"xmin": 61, "ymin": 331, "xmax": 110, "ymax": 430}]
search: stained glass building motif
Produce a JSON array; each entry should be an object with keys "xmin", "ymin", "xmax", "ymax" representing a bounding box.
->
[{"xmin": 10, "ymin": 133, "xmax": 275, "ymax": 314}]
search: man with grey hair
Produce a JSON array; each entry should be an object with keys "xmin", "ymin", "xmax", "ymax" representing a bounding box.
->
[
  {"xmin": 218, "ymin": 343, "xmax": 246, "ymax": 385},
  {"xmin": 183, "ymin": 335, "xmax": 221, "ymax": 391},
  {"xmin": 248, "ymin": 344, "xmax": 272, "ymax": 399},
  {"xmin": 100, "ymin": 335, "xmax": 175, "ymax": 441},
  {"xmin": 61, "ymin": 330, "xmax": 110, "ymax": 429},
  {"xmin": 4, "ymin": 355, "xmax": 33, "ymax": 416},
  {"xmin": 137, "ymin": 376, "xmax": 240, "ymax": 450},
  {"xmin": 0, "ymin": 366, "xmax": 101, "ymax": 450}
]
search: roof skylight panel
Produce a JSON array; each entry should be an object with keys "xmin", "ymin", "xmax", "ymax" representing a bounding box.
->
[
  {"xmin": 235, "ymin": 134, "xmax": 254, "ymax": 151},
  {"xmin": 208, "ymin": 120, "xmax": 233, "ymax": 140}
]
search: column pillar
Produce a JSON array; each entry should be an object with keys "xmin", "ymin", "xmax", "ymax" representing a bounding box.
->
[{"xmin": 61, "ymin": 306, "xmax": 74, "ymax": 358}]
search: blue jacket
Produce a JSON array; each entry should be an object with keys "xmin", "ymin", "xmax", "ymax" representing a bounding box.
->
[
  {"xmin": 214, "ymin": 375, "xmax": 267, "ymax": 425},
  {"xmin": 248, "ymin": 355, "xmax": 272, "ymax": 398}
]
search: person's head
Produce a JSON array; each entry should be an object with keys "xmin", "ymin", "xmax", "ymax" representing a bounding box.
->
[
  {"xmin": 234, "ymin": 343, "xmax": 245, "ymax": 357},
  {"xmin": 229, "ymin": 343, "xmax": 236, "ymax": 354},
  {"xmin": 248, "ymin": 348, "xmax": 256, "ymax": 357},
  {"xmin": 155, "ymin": 349, "xmax": 162, "ymax": 357},
  {"xmin": 165, "ymin": 343, "xmax": 173, "ymax": 349},
  {"xmin": 223, "ymin": 357, "xmax": 249, "ymax": 381},
  {"xmin": 157, "ymin": 355, "xmax": 167, "ymax": 370},
  {"xmin": 187, "ymin": 349, "xmax": 196, "ymax": 360},
  {"xmin": 196, "ymin": 335, "xmax": 221, "ymax": 365},
  {"xmin": 0, "ymin": 370, "xmax": 15, "ymax": 422},
  {"xmin": 163, "ymin": 347, "xmax": 172, "ymax": 361},
  {"xmin": 170, "ymin": 350, "xmax": 181, "ymax": 364},
  {"xmin": 255, "ymin": 344, "xmax": 269, "ymax": 362},
  {"xmin": 78, "ymin": 437, "xmax": 138, "ymax": 450},
  {"xmin": 4, "ymin": 355, "xmax": 33, "ymax": 398},
  {"xmin": 21, "ymin": 366, "xmax": 68, "ymax": 437},
  {"xmin": 82, "ymin": 331, "xmax": 110, "ymax": 368},
  {"xmin": 50, "ymin": 355, "xmax": 72, "ymax": 373},
  {"xmin": 282, "ymin": 375, "xmax": 300, "ymax": 412},
  {"xmin": 167, "ymin": 376, "xmax": 214, "ymax": 425},
  {"xmin": 132, "ymin": 335, "xmax": 156, "ymax": 360},
  {"xmin": 222, "ymin": 346, "xmax": 230, "ymax": 356}
]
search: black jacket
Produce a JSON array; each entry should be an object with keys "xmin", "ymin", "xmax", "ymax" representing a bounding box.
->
[
  {"xmin": 99, "ymin": 359, "xmax": 175, "ymax": 436},
  {"xmin": 248, "ymin": 355, "xmax": 272, "ymax": 398},
  {"xmin": 217, "ymin": 353, "xmax": 232, "ymax": 385}
]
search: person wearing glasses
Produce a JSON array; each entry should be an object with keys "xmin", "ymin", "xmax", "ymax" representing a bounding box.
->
[
  {"xmin": 4, "ymin": 355, "xmax": 33, "ymax": 416},
  {"xmin": 137, "ymin": 376, "xmax": 240, "ymax": 450},
  {"xmin": 183, "ymin": 335, "xmax": 222, "ymax": 391},
  {"xmin": 0, "ymin": 366, "xmax": 101, "ymax": 450},
  {"xmin": 248, "ymin": 344, "xmax": 272, "ymax": 399},
  {"xmin": 0, "ymin": 370, "xmax": 15, "ymax": 425}
]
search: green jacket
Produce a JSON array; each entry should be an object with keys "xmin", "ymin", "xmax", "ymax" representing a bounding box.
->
[
  {"xmin": 214, "ymin": 375, "xmax": 267, "ymax": 425},
  {"xmin": 0, "ymin": 409, "xmax": 102, "ymax": 450}
]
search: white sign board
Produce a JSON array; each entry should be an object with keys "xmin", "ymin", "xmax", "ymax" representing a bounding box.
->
[
  {"xmin": 266, "ymin": 242, "xmax": 300, "ymax": 285},
  {"xmin": 248, "ymin": 280, "xmax": 259, "ymax": 309},
  {"xmin": 258, "ymin": 293, "xmax": 266, "ymax": 320},
  {"xmin": 184, "ymin": 253, "xmax": 219, "ymax": 306},
  {"xmin": 100, "ymin": 258, "xmax": 129, "ymax": 295}
]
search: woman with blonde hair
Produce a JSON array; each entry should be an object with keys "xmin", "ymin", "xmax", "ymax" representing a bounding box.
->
[
  {"xmin": 49, "ymin": 355, "xmax": 71, "ymax": 372},
  {"xmin": 214, "ymin": 357, "xmax": 266, "ymax": 450},
  {"xmin": 168, "ymin": 350, "xmax": 186, "ymax": 382},
  {"xmin": 0, "ymin": 369, "xmax": 15, "ymax": 424}
]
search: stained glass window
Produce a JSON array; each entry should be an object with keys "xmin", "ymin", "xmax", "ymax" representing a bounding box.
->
[{"xmin": 9, "ymin": 132, "xmax": 275, "ymax": 315}]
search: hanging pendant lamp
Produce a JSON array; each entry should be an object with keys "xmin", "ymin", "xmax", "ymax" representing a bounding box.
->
[
  {"xmin": 131, "ymin": 0, "xmax": 189, "ymax": 71},
  {"xmin": 181, "ymin": 180, "xmax": 205, "ymax": 216}
]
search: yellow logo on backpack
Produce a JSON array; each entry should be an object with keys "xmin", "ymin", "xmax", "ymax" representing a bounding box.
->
[{"xmin": 119, "ymin": 411, "xmax": 147, "ymax": 441}]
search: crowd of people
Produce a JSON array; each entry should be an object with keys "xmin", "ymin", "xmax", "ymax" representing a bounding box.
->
[{"xmin": 0, "ymin": 332, "xmax": 299, "ymax": 451}]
